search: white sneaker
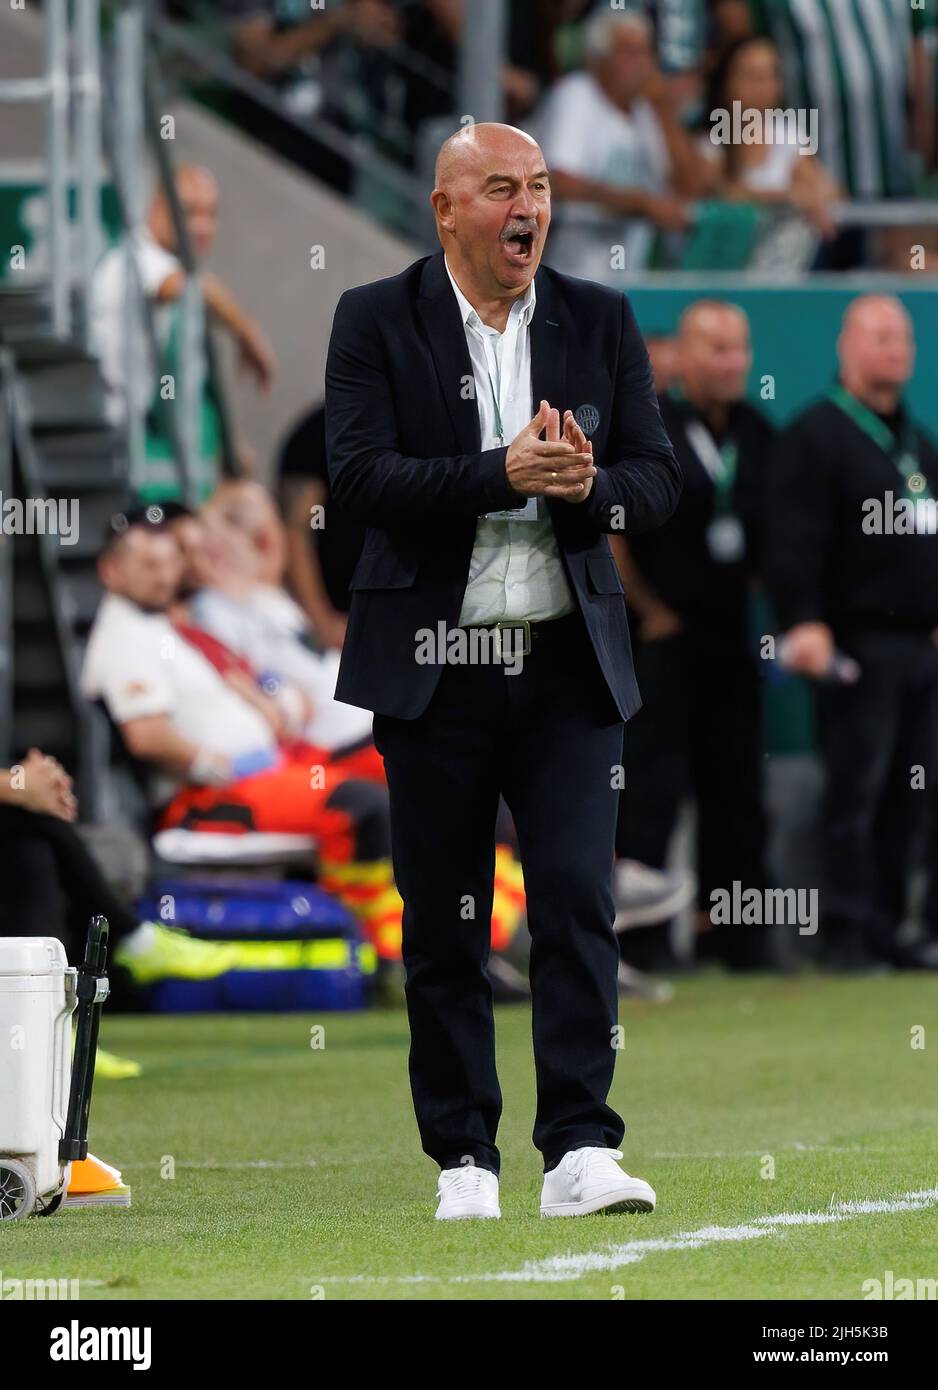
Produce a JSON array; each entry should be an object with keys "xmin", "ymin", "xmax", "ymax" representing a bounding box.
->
[
  {"xmin": 435, "ymin": 1165, "xmax": 501, "ymax": 1220},
  {"xmin": 540, "ymin": 1148, "xmax": 655, "ymax": 1217}
]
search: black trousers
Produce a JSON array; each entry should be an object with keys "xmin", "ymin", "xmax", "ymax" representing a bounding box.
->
[
  {"xmin": 372, "ymin": 612, "xmax": 625, "ymax": 1175},
  {"xmin": 0, "ymin": 807, "xmax": 138, "ymax": 955},
  {"xmin": 616, "ymin": 623, "xmax": 766, "ymax": 962},
  {"xmin": 816, "ymin": 628, "xmax": 938, "ymax": 956}
]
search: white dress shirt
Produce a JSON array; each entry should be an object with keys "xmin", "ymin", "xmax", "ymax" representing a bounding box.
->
[{"xmin": 445, "ymin": 259, "xmax": 575, "ymax": 625}]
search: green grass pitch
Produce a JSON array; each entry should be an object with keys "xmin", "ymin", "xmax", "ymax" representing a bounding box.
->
[{"xmin": 3, "ymin": 972, "xmax": 937, "ymax": 1300}]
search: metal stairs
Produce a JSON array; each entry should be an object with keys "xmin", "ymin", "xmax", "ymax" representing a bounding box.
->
[{"xmin": 1, "ymin": 285, "xmax": 131, "ymax": 812}]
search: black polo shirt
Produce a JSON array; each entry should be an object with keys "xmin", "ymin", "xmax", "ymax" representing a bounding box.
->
[
  {"xmin": 278, "ymin": 404, "xmax": 365, "ymax": 615},
  {"xmin": 766, "ymin": 393, "xmax": 938, "ymax": 635},
  {"xmin": 627, "ymin": 392, "xmax": 773, "ymax": 628}
]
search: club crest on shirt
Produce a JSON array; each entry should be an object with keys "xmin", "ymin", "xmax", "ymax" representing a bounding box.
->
[{"xmin": 575, "ymin": 403, "xmax": 600, "ymax": 437}]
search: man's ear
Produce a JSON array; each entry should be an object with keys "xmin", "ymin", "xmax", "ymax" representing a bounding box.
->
[{"xmin": 430, "ymin": 188, "xmax": 454, "ymax": 233}]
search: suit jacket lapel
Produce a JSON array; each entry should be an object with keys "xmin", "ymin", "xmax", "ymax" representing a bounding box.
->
[
  {"xmin": 416, "ymin": 252, "xmax": 569, "ymax": 460},
  {"xmin": 530, "ymin": 271, "xmax": 571, "ymax": 533},
  {"xmin": 529, "ymin": 270, "xmax": 567, "ymax": 426},
  {"xmin": 417, "ymin": 252, "xmax": 480, "ymax": 455}
]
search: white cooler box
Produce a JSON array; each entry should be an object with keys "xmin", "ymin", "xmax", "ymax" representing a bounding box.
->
[{"xmin": 0, "ymin": 927, "xmax": 108, "ymax": 1220}]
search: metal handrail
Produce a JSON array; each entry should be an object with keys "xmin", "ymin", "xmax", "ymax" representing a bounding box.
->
[
  {"xmin": 75, "ymin": 0, "xmax": 103, "ymax": 351},
  {"xmin": 167, "ymin": 0, "xmax": 454, "ymax": 95},
  {"xmin": 97, "ymin": 103, "xmax": 189, "ymax": 497},
  {"xmin": 97, "ymin": 0, "xmax": 243, "ymax": 504},
  {"xmin": 141, "ymin": 56, "xmax": 239, "ymax": 484},
  {"xmin": 550, "ymin": 197, "xmax": 938, "ymax": 231},
  {"xmin": 148, "ymin": 15, "xmax": 426, "ymax": 212},
  {"xmin": 546, "ymin": 194, "xmax": 938, "ymax": 281},
  {"xmin": 610, "ymin": 270, "xmax": 938, "ymax": 289},
  {"xmin": 44, "ymin": 0, "xmax": 70, "ymax": 337},
  {"xmin": 0, "ymin": 0, "xmax": 240, "ymax": 502},
  {"xmin": 0, "ymin": 0, "xmax": 103, "ymax": 345}
]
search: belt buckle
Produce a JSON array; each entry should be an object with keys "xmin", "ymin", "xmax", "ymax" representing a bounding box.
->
[{"xmin": 495, "ymin": 618, "xmax": 531, "ymax": 661}]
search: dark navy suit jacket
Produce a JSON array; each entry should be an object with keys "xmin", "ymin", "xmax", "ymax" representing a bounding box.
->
[{"xmin": 325, "ymin": 251, "xmax": 681, "ymax": 720}]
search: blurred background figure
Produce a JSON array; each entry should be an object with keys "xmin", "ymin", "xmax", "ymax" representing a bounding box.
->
[
  {"xmin": 751, "ymin": 0, "xmax": 935, "ymax": 195},
  {"xmin": 767, "ymin": 296, "xmax": 938, "ymax": 971},
  {"xmin": 221, "ymin": 0, "xmax": 401, "ymax": 190},
  {"xmin": 532, "ymin": 7, "xmax": 715, "ymax": 281},
  {"xmin": 613, "ymin": 300, "xmax": 773, "ymax": 971},
  {"xmin": 750, "ymin": 0, "xmax": 935, "ymax": 266},
  {"xmin": 89, "ymin": 164, "xmax": 275, "ymax": 502},
  {"xmin": 0, "ymin": 748, "xmax": 235, "ymax": 1076},
  {"xmin": 644, "ymin": 330, "xmax": 680, "ymax": 396},
  {"xmin": 704, "ymin": 36, "xmax": 839, "ymax": 240},
  {"xmin": 401, "ymin": 0, "xmax": 559, "ymax": 130},
  {"xmin": 189, "ymin": 481, "xmax": 375, "ymax": 750},
  {"xmin": 277, "ymin": 403, "xmax": 364, "ymax": 649}
]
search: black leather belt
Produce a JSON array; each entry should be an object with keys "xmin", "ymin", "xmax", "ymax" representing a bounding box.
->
[{"xmin": 458, "ymin": 612, "xmax": 579, "ymax": 658}]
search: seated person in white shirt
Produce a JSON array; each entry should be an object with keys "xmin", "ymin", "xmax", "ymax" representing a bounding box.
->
[
  {"xmin": 172, "ymin": 485, "xmax": 374, "ymax": 753},
  {"xmin": 80, "ymin": 511, "xmax": 405, "ymax": 957}
]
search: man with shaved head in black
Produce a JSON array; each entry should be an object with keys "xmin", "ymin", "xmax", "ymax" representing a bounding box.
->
[{"xmin": 326, "ymin": 122, "xmax": 680, "ymax": 1220}]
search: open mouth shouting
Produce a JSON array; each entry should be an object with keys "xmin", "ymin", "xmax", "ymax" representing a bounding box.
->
[{"xmin": 500, "ymin": 220, "xmax": 538, "ymax": 268}]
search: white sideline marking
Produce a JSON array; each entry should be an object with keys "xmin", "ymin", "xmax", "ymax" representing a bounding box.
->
[
  {"xmin": 314, "ymin": 1187, "xmax": 938, "ymax": 1286},
  {"xmin": 466, "ymin": 1187, "xmax": 938, "ymax": 1284}
]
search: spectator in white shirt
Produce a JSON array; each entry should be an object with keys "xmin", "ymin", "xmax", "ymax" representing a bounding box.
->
[
  {"xmin": 80, "ymin": 512, "xmax": 408, "ymax": 961},
  {"xmin": 533, "ymin": 8, "xmax": 716, "ymax": 281},
  {"xmin": 81, "ymin": 521, "xmax": 281, "ymax": 807},
  {"xmin": 89, "ymin": 165, "xmax": 276, "ymax": 487},
  {"xmin": 172, "ymin": 488, "xmax": 374, "ymax": 752}
]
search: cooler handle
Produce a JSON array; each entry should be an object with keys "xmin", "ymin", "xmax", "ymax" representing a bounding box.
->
[{"xmin": 59, "ymin": 916, "xmax": 110, "ymax": 1163}]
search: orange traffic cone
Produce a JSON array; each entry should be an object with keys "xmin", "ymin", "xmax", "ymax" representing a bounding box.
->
[{"xmin": 64, "ymin": 1154, "xmax": 131, "ymax": 1208}]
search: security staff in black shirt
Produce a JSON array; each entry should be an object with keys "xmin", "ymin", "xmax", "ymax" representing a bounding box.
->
[
  {"xmin": 613, "ymin": 301, "xmax": 772, "ymax": 969},
  {"xmin": 767, "ymin": 295, "xmax": 938, "ymax": 971},
  {"xmin": 278, "ymin": 402, "xmax": 366, "ymax": 649}
]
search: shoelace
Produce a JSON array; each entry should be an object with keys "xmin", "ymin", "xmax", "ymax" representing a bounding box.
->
[
  {"xmin": 566, "ymin": 1147, "xmax": 624, "ymax": 1181},
  {"xmin": 441, "ymin": 1165, "xmax": 491, "ymax": 1199}
]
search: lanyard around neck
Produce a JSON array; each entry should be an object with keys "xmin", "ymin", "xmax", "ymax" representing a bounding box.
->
[
  {"xmin": 487, "ymin": 359, "xmax": 505, "ymax": 444},
  {"xmin": 685, "ymin": 419, "xmax": 738, "ymax": 513},
  {"xmin": 474, "ymin": 322, "xmax": 509, "ymax": 446},
  {"xmin": 828, "ymin": 385, "xmax": 927, "ymax": 498}
]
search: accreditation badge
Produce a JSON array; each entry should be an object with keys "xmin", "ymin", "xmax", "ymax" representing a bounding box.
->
[
  {"xmin": 706, "ymin": 515, "xmax": 745, "ymax": 563},
  {"xmin": 483, "ymin": 498, "xmax": 539, "ymax": 521}
]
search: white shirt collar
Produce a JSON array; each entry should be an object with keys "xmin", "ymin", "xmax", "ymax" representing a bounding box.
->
[{"xmin": 444, "ymin": 257, "xmax": 537, "ymax": 334}]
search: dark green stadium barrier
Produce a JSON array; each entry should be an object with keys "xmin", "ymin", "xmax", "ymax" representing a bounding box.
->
[{"xmin": 628, "ymin": 282, "xmax": 938, "ymax": 435}]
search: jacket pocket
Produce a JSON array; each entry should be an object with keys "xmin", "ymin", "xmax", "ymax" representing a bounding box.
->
[
  {"xmin": 348, "ymin": 549, "xmax": 420, "ymax": 591},
  {"xmin": 585, "ymin": 553, "xmax": 624, "ymax": 596}
]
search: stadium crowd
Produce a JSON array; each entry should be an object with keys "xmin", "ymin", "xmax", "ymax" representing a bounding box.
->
[{"xmin": 162, "ymin": 0, "xmax": 937, "ymax": 269}]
